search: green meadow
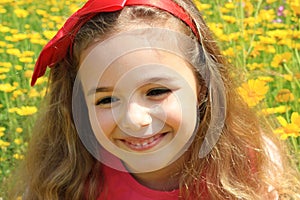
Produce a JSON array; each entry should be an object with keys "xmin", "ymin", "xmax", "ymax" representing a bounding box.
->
[{"xmin": 0, "ymin": 0, "xmax": 299, "ymax": 198}]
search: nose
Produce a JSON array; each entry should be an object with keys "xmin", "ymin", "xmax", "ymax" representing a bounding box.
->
[{"xmin": 120, "ymin": 102, "xmax": 152, "ymax": 131}]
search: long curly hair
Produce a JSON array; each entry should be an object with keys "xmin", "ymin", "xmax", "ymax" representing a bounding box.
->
[{"xmin": 11, "ymin": 0, "xmax": 300, "ymax": 199}]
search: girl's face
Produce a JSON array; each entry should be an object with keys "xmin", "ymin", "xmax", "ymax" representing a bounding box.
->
[{"xmin": 77, "ymin": 31, "xmax": 200, "ymax": 172}]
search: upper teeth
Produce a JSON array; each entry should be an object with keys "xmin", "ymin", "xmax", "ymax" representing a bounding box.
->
[{"xmin": 127, "ymin": 135, "xmax": 157, "ymax": 146}]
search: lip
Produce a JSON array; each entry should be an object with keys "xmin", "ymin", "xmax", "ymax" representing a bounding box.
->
[{"xmin": 119, "ymin": 132, "xmax": 168, "ymax": 151}]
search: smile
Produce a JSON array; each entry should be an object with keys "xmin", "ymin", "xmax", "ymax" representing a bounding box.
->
[{"xmin": 121, "ymin": 132, "xmax": 168, "ymax": 151}]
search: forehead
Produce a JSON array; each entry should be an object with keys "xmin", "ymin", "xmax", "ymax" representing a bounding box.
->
[
  {"xmin": 77, "ymin": 28, "xmax": 198, "ymax": 90},
  {"xmin": 80, "ymin": 50, "xmax": 195, "ymax": 89}
]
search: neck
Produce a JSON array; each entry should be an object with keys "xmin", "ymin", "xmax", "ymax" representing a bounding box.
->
[{"xmin": 127, "ymin": 152, "xmax": 187, "ymax": 191}]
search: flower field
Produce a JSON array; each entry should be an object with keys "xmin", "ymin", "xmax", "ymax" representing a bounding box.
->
[{"xmin": 0, "ymin": 0, "xmax": 299, "ymax": 197}]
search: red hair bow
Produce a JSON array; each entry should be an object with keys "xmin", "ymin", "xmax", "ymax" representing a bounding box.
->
[{"xmin": 31, "ymin": 0, "xmax": 197, "ymax": 86}]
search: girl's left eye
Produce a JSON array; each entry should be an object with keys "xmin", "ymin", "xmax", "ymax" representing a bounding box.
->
[{"xmin": 146, "ymin": 88, "xmax": 171, "ymax": 97}]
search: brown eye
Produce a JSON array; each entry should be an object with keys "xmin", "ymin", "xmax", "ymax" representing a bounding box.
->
[
  {"xmin": 146, "ymin": 88, "xmax": 171, "ymax": 97},
  {"xmin": 96, "ymin": 96, "xmax": 119, "ymax": 106}
]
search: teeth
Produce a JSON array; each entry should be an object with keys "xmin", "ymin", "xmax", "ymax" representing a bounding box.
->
[
  {"xmin": 126, "ymin": 134, "xmax": 161, "ymax": 147},
  {"xmin": 142, "ymin": 142, "xmax": 147, "ymax": 146},
  {"xmin": 149, "ymin": 137, "xmax": 154, "ymax": 143}
]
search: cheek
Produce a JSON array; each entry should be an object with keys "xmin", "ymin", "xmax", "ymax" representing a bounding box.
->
[
  {"xmin": 161, "ymin": 96, "xmax": 182, "ymax": 131},
  {"xmin": 162, "ymin": 90, "xmax": 198, "ymax": 136},
  {"xmin": 89, "ymin": 108, "xmax": 116, "ymax": 138}
]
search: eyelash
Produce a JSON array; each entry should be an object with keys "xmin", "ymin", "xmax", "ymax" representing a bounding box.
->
[
  {"xmin": 146, "ymin": 88, "xmax": 172, "ymax": 97},
  {"xmin": 95, "ymin": 96, "xmax": 119, "ymax": 106},
  {"xmin": 95, "ymin": 88, "xmax": 172, "ymax": 106}
]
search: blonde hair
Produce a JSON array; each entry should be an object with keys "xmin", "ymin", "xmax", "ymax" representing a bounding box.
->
[{"xmin": 11, "ymin": 0, "xmax": 300, "ymax": 199}]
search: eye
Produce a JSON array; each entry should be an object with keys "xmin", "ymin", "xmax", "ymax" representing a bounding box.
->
[
  {"xmin": 146, "ymin": 88, "xmax": 171, "ymax": 98},
  {"xmin": 95, "ymin": 96, "xmax": 120, "ymax": 106}
]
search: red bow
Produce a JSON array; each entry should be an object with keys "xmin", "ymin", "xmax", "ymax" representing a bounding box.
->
[{"xmin": 31, "ymin": 0, "xmax": 197, "ymax": 86}]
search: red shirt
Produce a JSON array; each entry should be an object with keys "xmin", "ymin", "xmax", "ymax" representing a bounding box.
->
[
  {"xmin": 98, "ymin": 165, "xmax": 179, "ymax": 199},
  {"xmin": 97, "ymin": 164, "xmax": 210, "ymax": 200}
]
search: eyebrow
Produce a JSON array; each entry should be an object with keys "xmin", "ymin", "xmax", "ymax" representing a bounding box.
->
[
  {"xmin": 87, "ymin": 87, "xmax": 113, "ymax": 96},
  {"xmin": 87, "ymin": 76, "xmax": 178, "ymax": 96}
]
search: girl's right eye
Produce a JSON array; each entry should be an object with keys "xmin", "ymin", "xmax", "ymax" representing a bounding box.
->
[{"xmin": 95, "ymin": 96, "xmax": 119, "ymax": 106}]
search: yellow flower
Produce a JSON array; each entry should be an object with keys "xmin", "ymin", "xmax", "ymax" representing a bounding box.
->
[
  {"xmin": 271, "ymin": 52, "xmax": 292, "ymax": 68},
  {"xmin": 6, "ymin": 48, "xmax": 21, "ymax": 56},
  {"xmin": 290, "ymin": 30, "xmax": 300, "ymax": 39},
  {"xmin": 261, "ymin": 105, "xmax": 290, "ymax": 115},
  {"xmin": 36, "ymin": 9, "xmax": 47, "ymax": 16},
  {"xmin": 0, "ymin": 67, "xmax": 10, "ymax": 73},
  {"xmin": 258, "ymin": 9, "xmax": 275, "ymax": 21},
  {"xmin": 247, "ymin": 63, "xmax": 264, "ymax": 70},
  {"xmin": 14, "ymin": 138, "xmax": 22, "ymax": 145},
  {"xmin": 220, "ymin": 7, "xmax": 230, "ymax": 14},
  {"xmin": 0, "ymin": 7, "xmax": 6, "ymax": 14},
  {"xmin": 50, "ymin": 7, "xmax": 60, "ymax": 12},
  {"xmin": 222, "ymin": 47, "xmax": 235, "ymax": 57},
  {"xmin": 12, "ymin": 33, "xmax": 27, "ymax": 42},
  {"xmin": 0, "ymin": 140, "xmax": 10, "ymax": 148},
  {"xmin": 21, "ymin": 51, "xmax": 35, "ymax": 57},
  {"xmin": 43, "ymin": 30, "xmax": 57, "ymax": 40},
  {"xmin": 13, "ymin": 153, "xmax": 24, "ymax": 160},
  {"xmin": 12, "ymin": 90, "xmax": 23, "ymax": 99},
  {"xmin": 35, "ymin": 77, "xmax": 48, "ymax": 85},
  {"xmin": 24, "ymin": 70, "xmax": 33, "ymax": 78},
  {"xmin": 14, "ymin": 65, "xmax": 23, "ymax": 70},
  {"xmin": 15, "ymin": 106, "xmax": 38, "ymax": 116},
  {"xmin": 0, "ymin": 62, "xmax": 12, "ymax": 68},
  {"xmin": 275, "ymin": 89, "xmax": 295, "ymax": 103},
  {"xmin": 266, "ymin": 30, "xmax": 289, "ymax": 40},
  {"xmin": 8, "ymin": 107, "xmax": 20, "ymax": 113},
  {"xmin": 0, "ymin": 25, "xmax": 10, "ymax": 33},
  {"xmin": 221, "ymin": 15, "xmax": 237, "ymax": 23},
  {"xmin": 13, "ymin": 82, "xmax": 19, "ymax": 87},
  {"xmin": 228, "ymin": 32, "xmax": 241, "ymax": 41},
  {"xmin": 278, "ymin": 39, "xmax": 293, "ymax": 47},
  {"xmin": 283, "ymin": 74, "xmax": 293, "ymax": 81},
  {"xmin": 274, "ymin": 112, "xmax": 300, "ymax": 139},
  {"xmin": 257, "ymin": 76, "xmax": 274, "ymax": 83},
  {"xmin": 0, "ymin": 83, "xmax": 16, "ymax": 92},
  {"xmin": 14, "ymin": 8, "xmax": 29, "ymax": 18},
  {"xmin": 0, "ymin": 74, "xmax": 6, "ymax": 80},
  {"xmin": 290, "ymin": 2, "xmax": 300, "ymax": 16},
  {"xmin": 28, "ymin": 88, "xmax": 40, "ymax": 98},
  {"xmin": 225, "ymin": 2, "xmax": 236, "ymax": 9},
  {"xmin": 237, "ymin": 79, "xmax": 269, "ymax": 107},
  {"xmin": 243, "ymin": 1, "xmax": 254, "ymax": 16},
  {"xmin": 194, "ymin": 2, "xmax": 211, "ymax": 11},
  {"xmin": 0, "ymin": 41, "xmax": 6, "ymax": 47},
  {"xmin": 30, "ymin": 38, "xmax": 47, "ymax": 45},
  {"xmin": 16, "ymin": 128, "xmax": 23, "ymax": 133},
  {"xmin": 244, "ymin": 17, "xmax": 257, "ymax": 27},
  {"xmin": 19, "ymin": 57, "xmax": 33, "ymax": 63},
  {"xmin": 0, "ymin": 127, "xmax": 5, "ymax": 137},
  {"xmin": 258, "ymin": 36, "xmax": 276, "ymax": 45}
]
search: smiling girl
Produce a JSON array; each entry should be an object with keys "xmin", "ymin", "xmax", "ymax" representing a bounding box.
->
[{"xmin": 12, "ymin": 0, "xmax": 300, "ymax": 199}]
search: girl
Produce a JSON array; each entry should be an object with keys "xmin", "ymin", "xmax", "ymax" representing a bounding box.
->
[{"xmin": 15, "ymin": 0, "xmax": 300, "ymax": 199}]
